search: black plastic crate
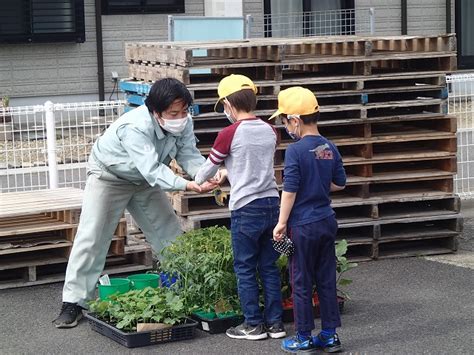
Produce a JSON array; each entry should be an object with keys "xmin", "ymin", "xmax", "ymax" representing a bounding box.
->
[
  {"xmin": 84, "ymin": 313, "xmax": 198, "ymax": 348},
  {"xmin": 191, "ymin": 313, "xmax": 244, "ymax": 334},
  {"xmin": 282, "ymin": 297, "xmax": 345, "ymax": 323}
]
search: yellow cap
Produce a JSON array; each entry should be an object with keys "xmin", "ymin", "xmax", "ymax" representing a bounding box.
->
[
  {"xmin": 214, "ymin": 74, "xmax": 258, "ymax": 112},
  {"xmin": 269, "ymin": 87, "xmax": 319, "ymax": 120}
]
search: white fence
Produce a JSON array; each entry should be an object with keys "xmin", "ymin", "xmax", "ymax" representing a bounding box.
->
[
  {"xmin": 0, "ymin": 101, "xmax": 125, "ymax": 193},
  {"xmin": 262, "ymin": 8, "xmax": 375, "ymax": 38},
  {"xmin": 447, "ymin": 73, "xmax": 474, "ymax": 198}
]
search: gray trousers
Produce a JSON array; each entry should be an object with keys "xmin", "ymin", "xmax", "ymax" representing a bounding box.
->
[{"xmin": 62, "ymin": 164, "xmax": 182, "ymax": 308}]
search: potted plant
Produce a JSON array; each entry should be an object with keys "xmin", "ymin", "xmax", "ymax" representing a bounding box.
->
[
  {"xmin": 335, "ymin": 239, "xmax": 358, "ymax": 299},
  {"xmin": 85, "ymin": 286, "xmax": 198, "ymax": 348},
  {"xmin": 159, "ymin": 226, "xmax": 243, "ymax": 333},
  {"xmin": 280, "ymin": 239, "xmax": 357, "ymax": 323}
]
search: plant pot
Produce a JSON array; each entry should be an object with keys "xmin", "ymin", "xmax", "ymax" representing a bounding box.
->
[
  {"xmin": 84, "ymin": 313, "xmax": 198, "ymax": 348},
  {"xmin": 282, "ymin": 296, "xmax": 345, "ymax": 323},
  {"xmin": 98, "ymin": 278, "xmax": 131, "ymax": 300},
  {"xmin": 128, "ymin": 274, "xmax": 159, "ymax": 289},
  {"xmin": 191, "ymin": 311, "xmax": 243, "ymax": 334}
]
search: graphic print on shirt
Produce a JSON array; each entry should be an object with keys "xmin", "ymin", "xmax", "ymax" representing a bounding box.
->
[{"xmin": 309, "ymin": 143, "xmax": 333, "ymax": 160}]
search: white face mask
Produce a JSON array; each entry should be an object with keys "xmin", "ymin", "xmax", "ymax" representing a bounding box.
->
[
  {"xmin": 223, "ymin": 98, "xmax": 236, "ymax": 124},
  {"xmin": 158, "ymin": 113, "xmax": 191, "ymax": 134},
  {"xmin": 224, "ymin": 110, "xmax": 235, "ymax": 124}
]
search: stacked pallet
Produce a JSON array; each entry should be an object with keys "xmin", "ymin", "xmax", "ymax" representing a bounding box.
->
[
  {"xmin": 121, "ymin": 34, "xmax": 462, "ymax": 261},
  {"xmin": 0, "ymin": 188, "xmax": 152, "ymax": 289}
]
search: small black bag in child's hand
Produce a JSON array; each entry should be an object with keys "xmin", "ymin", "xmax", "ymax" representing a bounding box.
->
[{"xmin": 272, "ymin": 234, "xmax": 295, "ymax": 257}]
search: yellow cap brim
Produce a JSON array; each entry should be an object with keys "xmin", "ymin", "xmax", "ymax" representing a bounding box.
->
[
  {"xmin": 268, "ymin": 109, "xmax": 281, "ymax": 120},
  {"xmin": 214, "ymin": 98, "xmax": 224, "ymax": 113}
]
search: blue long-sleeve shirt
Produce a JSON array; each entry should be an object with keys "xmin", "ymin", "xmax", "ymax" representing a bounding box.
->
[
  {"xmin": 92, "ymin": 105, "xmax": 205, "ymax": 191},
  {"xmin": 283, "ymin": 135, "xmax": 346, "ymax": 227}
]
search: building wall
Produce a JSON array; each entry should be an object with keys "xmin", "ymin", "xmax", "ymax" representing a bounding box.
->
[
  {"xmin": 1, "ymin": 0, "xmax": 454, "ymax": 104},
  {"xmin": 356, "ymin": 0, "xmax": 453, "ymax": 35},
  {"xmin": 1, "ymin": 0, "xmax": 204, "ymax": 104},
  {"xmin": 243, "ymin": 0, "xmax": 264, "ymax": 37}
]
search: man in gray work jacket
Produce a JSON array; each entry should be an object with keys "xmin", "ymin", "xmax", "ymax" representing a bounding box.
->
[{"xmin": 53, "ymin": 78, "xmax": 216, "ymax": 328}]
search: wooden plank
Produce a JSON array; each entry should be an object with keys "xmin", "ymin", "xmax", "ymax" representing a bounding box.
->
[
  {"xmin": 0, "ymin": 241, "xmax": 72, "ymax": 256},
  {"xmin": 125, "ymin": 43, "xmax": 191, "ymax": 66},
  {"xmin": 376, "ymin": 236, "xmax": 457, "ymax": 259},
  {"xmin": 0, "ymin": 220, "xmax": 77, "ymax": 237},
  {"xmin": 0, "ymin": 188, "xmax": 84, "ymax": 218},
  {"xmin": 0, "ymin": 255, "xmax": 67, "ymax": 271}
]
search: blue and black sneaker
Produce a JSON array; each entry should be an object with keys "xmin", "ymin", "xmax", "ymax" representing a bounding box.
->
[
  {"xmin": 281, "ymin": 334, "xmax": 316, "ymax": 353},
  {"xmin": 312, "ymin": 332, "xmax": 343, "ymax": 353}
]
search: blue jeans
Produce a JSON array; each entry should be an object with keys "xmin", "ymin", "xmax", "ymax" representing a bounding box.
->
[{"xmin": 231, "ymin": 197, "xmax": 283, "ymax": 326}]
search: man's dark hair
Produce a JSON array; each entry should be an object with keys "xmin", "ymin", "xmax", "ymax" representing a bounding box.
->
[
  {"xmin": 145, "ymin": 78, "xmax": 193, "ymax": 114},
  {"xmin": 283, "ymin": 111, "xmax": 320, "ymax": 124},
  {"xmin": 226, "ymin": 89, "xmax": 257, "ymax": 113}
]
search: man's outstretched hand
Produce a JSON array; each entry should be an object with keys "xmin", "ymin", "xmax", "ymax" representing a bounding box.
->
[
  {"xmin": 186, "ymin": 181, "xmax": 202, "ymax": 193},
  {"xmin": 186, "ymin": 180, "xmax": 219, "ymax": 193},
  {"xmin": 200, "ymin": 180, "xmax": 219, "ymax": 193}
]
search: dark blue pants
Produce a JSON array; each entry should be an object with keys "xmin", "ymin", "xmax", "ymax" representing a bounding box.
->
[
  {"xmin": 289, "ymin": 215, "xmax": 341, "ymax": 332},
  {"xmin": 231, "ymin": 197, "xmax": 283, "ymax": 326}
]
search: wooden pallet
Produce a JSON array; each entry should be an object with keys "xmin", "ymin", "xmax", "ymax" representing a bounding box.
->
[
  {"xmin": 337, "ymin": 213, "xmax": 462, "ymax": 239},
  {"xmin": 341, "ymin": 234, "xmax": 458, "ymax": 261},
  {"xmin": 177, "ymin": 201, "xmax": 461, "ymax": 261},
  {"xmin": 171, "ymin": 154, "xmax": 457, "ymax": 216},
  {"xmin": 160, "ymin": 85, "xmax": 447, "ymax": 118},
  {"xmin": 0, "ymin": 188, "xmax": 84, "ymax": 218},
  {"xmin": 177, "ymin": 194, "xmax": 460, "ymax": 228},
  {"xmin": 0, "ymin": 211, "xmax": 127, "ymax": 258},
  {"xmin": 176, "ymin": 94, "xmax": 447, "ymax": 126},
  {"xmin": 125, "ymin": 34, "xmax": 456, "ymax": 67},
  {"xmin": 192, "ymin": 121, "xmax": 456, "ymax": 167},
  {"xmin": 190, "ymin": 116, "xmax": 455, "ymax": 153},
  {"xmin": 0, "ymin": 189, "xmax": 132, "ymax": 289},
  {"xmin": 375, "ymin": 235, "xmax": 457, "ymax": 259},
  {"xmin": 0, "ymin": 243, "xmax": 153, "ymax": 290},
  {"xmin": 124, "ymin": 86, "xmax": 447, "ymax": 117},
  {"xmin": 128, "ymin": 53, "xmax": 456, "ymax": 84},
  {"xmin": 120, "ymin": 71, "xmax": 447, "ymax": 102}
]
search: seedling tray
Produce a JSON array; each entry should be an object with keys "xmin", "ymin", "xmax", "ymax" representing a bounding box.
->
[
  {"xmin": 191, "ymin": 313, "xmax": 244, "ymax": 334},
  {"xmin": 84, "ymin": 313, "xmax": 198, "ymax": 348}
]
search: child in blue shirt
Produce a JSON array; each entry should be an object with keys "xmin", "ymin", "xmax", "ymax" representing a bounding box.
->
[{"xmin": 272, "ymin": 87, "xmax": 346, "ymax": 353}]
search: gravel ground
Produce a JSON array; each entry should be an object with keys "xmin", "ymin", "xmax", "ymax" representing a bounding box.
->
[{"xmin": 0, "ymin": 135, "xmax": 93, "ymax": 168}]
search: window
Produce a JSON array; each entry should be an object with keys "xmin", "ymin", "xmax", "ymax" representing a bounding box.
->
[
  {"xmin": 101, "ymin": 0, "xmax": 185, "ymax": 15},
  {"xmin": 0, "ymin": 0, "xmax": 85, "ymax": 44},
  {"xmin": 456, "ymin": 0, "xmax": 474, "ymax": 68}
]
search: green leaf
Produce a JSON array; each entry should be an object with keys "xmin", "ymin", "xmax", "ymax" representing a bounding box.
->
[
  {"xmin": 338, "ymin": 278, "xmax": 353, "ymax": 286},
  {"xmin": 335, "ymin": 239, "xmax": 348, "ymax": 258}
]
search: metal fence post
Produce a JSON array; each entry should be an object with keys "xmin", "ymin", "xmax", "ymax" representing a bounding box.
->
[
  {"xmin": 168, "ymin": 15, "xmax": 174, "ymax": 41},
  {"xmin": 369, "ymin": 8, "xmax": 375, "ymax": 35},
  {"xmin": 45, "ymin": 101, "xmax": 58, "ymax": 189},
  {"xmin": 245, "ymin": 14, "xmax": 253, "ymax": 39}
]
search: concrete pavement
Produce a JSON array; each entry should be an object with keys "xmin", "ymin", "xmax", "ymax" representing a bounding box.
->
[{"xmin": 0, "ymin": 206, "xmax": 473, "ymax": 354}]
